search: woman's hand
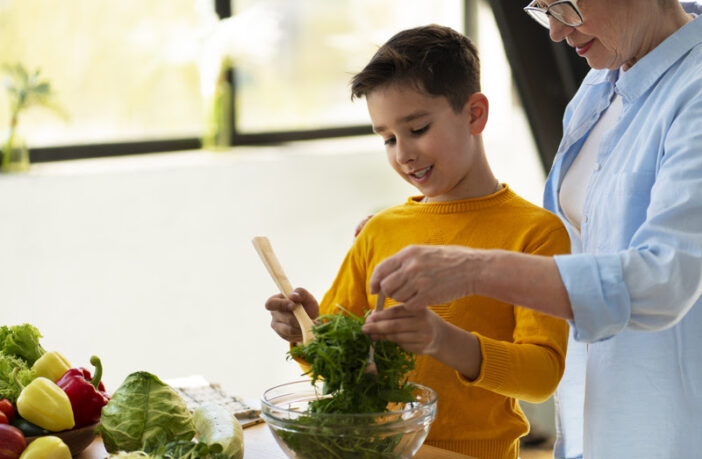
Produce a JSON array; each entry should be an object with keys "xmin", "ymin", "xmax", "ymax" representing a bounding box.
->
[
  {"xmin": 362, "ymin": 305, "xmax": 445, "ymax": 356},
  {"xmin": 362, "ymin": 304, "xmax": 483, "ymax": 380},
  {"xmin": 370, "ymin": 245, "xmax": 481, "ymax": 310},
  {"xmin": 354, "ymin": 214, "xmax": 374, "ymax": 237},
  {"xmin": 265, "ymin": 287, "xmax": 319, "ymax": 343}
]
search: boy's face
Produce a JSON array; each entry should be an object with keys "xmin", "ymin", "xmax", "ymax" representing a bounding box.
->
[{"xmin": 366, "ymin": 84, "xmax": 484, "ymax": 202}]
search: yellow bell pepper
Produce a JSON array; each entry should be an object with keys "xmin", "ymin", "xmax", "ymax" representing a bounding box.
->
[
  {"xmin": 19, "ymin": 436, "xmax": 72, "ymax": 459},
  {"xmin": 32, "ymin": 351, "xmax": 72, "ymax": 382},
  {"xmin": 16, "ymin": 376, "xmax": 75, "ymax": 431}
]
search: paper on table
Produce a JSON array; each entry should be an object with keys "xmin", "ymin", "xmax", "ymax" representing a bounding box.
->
[{"xmin": 165, "ymin": 375, "xmax": 263, "ymax": 428}]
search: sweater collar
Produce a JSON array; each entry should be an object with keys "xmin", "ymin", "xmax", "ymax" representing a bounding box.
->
[{"xmin": 408, "ymin": 184, "xmax": 514, "ymax": 214}]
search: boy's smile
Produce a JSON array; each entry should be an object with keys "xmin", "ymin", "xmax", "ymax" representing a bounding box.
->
[
  {"xmin": 366, "ymin": 83, "xmax": 496, "ymax": 202},
  {"xmin": 409, "ymin": 165, "xmax": 433, "ymax": 182}
]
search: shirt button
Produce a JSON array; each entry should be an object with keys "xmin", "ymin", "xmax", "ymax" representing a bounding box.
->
[
  {"xmin": 583, "ymin": 215, "xmax": 589, "ymax": 223},
  {"xmin": 594, "ymin": 163, "xmax": 601, "ymax": 171}
]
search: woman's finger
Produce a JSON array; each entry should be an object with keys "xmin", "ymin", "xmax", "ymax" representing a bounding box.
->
[
  {"xmin": 366, "ymin": 305, "xmax": 415, "ymax": 322},
  {"xmin": 369, "ymin": 249, "xmax": 407, "ymax": 294}
]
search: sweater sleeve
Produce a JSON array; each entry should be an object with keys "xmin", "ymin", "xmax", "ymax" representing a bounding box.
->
[
  {"xmin": 458, "ymin": 225, "xmax": 571, "ymax": 403},
  {"xmin": 318, "ymin": 232, "xmax": 372, "ymax": 317}
]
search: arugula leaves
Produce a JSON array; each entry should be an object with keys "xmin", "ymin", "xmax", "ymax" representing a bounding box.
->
[
  {"xmin": 290, "ymin": 308, "xmax": 415, "ymax": 414},
  {"xmin": 284, "ymin": 309, "xmax": 417, "ymax": 457}
]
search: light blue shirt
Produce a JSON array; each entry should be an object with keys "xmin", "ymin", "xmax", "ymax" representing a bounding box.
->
[{"xmin": 542, "ymin": 9, "xmax": 702, "ymax": 459}]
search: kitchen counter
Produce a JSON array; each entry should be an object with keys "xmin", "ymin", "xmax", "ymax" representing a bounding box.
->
[{"xmin": 78, "ymin": 421, "xmax": 475, "ymax": 458}]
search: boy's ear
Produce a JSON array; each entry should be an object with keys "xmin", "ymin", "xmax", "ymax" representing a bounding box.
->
[{"xmin": 464, "ymin": 93, "xmax": 489, "ymax": 135}]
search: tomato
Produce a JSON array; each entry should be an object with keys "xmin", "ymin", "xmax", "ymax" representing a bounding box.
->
[
  {"xmin": 0, "ymin": 424, "xmax": 26, "ymax": 459},
  {"xmin": 0, "ymin": 411, "xmax": 8, "ymax": 424},
  {"xmin": 0, "ymin": 400, "xmax": 14, "ymax": 423}
]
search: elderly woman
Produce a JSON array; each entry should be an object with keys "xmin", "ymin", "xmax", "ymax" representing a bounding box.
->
[{"xmin": 363, "ymin": 1, "xmax": 702, "ymax": 458}]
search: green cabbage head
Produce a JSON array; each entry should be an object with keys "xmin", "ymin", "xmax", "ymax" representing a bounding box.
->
[{"xmin": 98, "ymin": 371, "xmax": 196, "ymax": 453}]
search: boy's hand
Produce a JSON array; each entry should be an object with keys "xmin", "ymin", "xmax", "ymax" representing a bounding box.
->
[
  {"xmin": 361, "ymin": 305, "xmax": 444, "ymax": 356},
  {"xmin": 362, "ymin": 303, "xmax": 483, "ymax": 381},
  {"xmin": 265, "ymin": 287, "xmax": 319, "ymax": 343}
]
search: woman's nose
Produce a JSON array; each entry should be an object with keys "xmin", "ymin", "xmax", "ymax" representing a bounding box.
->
[{"xmin": 548, "ymin": 17, "xmax": 573, "ymax": 42}]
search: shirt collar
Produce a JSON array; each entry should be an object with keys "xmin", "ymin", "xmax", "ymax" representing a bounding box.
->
[
  {"xmin": 617, "ymin": 15, "xmax": 702, "ymax": 102},
  {"xmin": 580, "ymin": 16, "xmax": 702, "ymax": 100}
]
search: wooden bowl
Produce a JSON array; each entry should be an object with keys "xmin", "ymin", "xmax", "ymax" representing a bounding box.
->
[{"xmin": 26, "ymin": 423, "xmax": 99, "ymax": 457}]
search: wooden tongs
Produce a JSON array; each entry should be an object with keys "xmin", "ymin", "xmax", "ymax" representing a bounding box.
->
[{"xmin": 252, "ymin": 236, "xmax": 316, "ymax": 345}]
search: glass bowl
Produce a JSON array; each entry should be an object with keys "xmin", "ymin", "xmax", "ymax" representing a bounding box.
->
[{"xmin": 261, "ymin": 380, "xmax": 437, "ymax": 459}]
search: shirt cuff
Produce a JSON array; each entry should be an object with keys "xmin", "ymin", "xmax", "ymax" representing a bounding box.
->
[{"xmin": 555, "ymin": 253, "xmax": 631, "ymax": 342}]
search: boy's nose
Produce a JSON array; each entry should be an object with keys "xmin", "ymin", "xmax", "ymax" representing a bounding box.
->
[{"xmin": 395, "ymin": 139, "xmax": 417, "ymax": 164}]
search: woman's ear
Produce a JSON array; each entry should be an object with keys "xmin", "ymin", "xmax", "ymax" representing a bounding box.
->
[{"xmin": 465, "ymin": 92, "xmax": 489, "ymax": 135}]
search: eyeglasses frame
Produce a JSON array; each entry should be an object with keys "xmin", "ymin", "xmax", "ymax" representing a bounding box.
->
[{"xmin": 523, "ymin": 0, "xmax": 584, "ymax": 29}]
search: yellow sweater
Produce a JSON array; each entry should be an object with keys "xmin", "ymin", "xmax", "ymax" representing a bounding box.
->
[{"xmin": 318, "ymin": 186, "xmax": 570, "ymax": 459}]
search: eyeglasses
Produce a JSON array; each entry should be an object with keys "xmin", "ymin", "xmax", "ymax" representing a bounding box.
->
[{"xmin": 523, "ymin": 0, "xmax": 584, "ymax": 29}]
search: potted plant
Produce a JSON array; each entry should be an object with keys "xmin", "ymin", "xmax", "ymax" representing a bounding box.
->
[{"xmin": 1, "ymin": 64, "xmax": 61, "ymax": 172}]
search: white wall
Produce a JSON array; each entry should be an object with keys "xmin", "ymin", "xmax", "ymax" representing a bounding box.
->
[{"xmin": 0, "ymin": 131, "xmax": 545, "ymax": 402}]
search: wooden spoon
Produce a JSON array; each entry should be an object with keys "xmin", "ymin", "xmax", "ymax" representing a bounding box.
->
[
  {"xmin": 364, "ymin": 291, "xmax": 386, "ymax": 375},
  {"xmin": 252, "ymin": 236, "xmax": 316, "ymax": 345}
]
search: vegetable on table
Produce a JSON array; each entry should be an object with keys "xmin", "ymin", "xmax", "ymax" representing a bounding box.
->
[
  {"xmin": 0, "ymin": 354, "xmax": 35, "ymax": 404},
  {"xmin": 15, "ymin": 374, "xmax": 74, "ymax": 432},
  {"xmin": 98, "ymin": 371, "xmax": 196, "ymax": 453},
  {"xmin": 143, "ymin": 440, "xmax": 230, "ymax": 458},
  {"xmin": 0, "ymin": 424, "xmax": 26, "ymax": 459},
  {"xmin": 18, "ymin": 436, "xmax": 70, "ymax": 459},
  {"xmin": 108, "ymin": 453, "xmax": 154, "ymax": 458},
  {"xmin": 10, "ymin": 416, "xmax": 50, "ymax": 437},
  {"xmin": 0, "ymin": 324, "xmax": 45, "ymax": 366},
  {"xmin": 31, "ymin": 352, "xmax": 71, "ymax": 383},
  {"xmin": 0, "ymin": 399, "xmax": 15, "ymax": 423},
  {"xmin": 56, "ymin": 355, "xmax": 109, "ymax": 428},
  {"xmin": 0, "ymin": 323, "xmax": 45, "ymax": 404},
  {"xmin": 192, "ymin": 404, "xmax": 244, "ymax": 459}
]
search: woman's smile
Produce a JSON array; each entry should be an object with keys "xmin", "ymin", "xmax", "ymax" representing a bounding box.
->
[{"xmin": 575, "ymin": 38, "xmax": 594, "ymax": 56}]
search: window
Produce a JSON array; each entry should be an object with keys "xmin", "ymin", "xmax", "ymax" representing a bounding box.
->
[
  {"xmin": 232, "ymin": 0, "xmax": 464, "ymax": 134},
  {"xmin": 1, "ymin": 0, "xmax": 466, "ymax": 161},
  {"xmin": 1, "ymin": 0, "xmax": 211, "ymax": 149}
]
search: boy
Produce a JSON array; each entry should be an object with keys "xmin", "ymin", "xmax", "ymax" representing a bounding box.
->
[{"xmin": 265, "ymin": 24, "xmax": 569, "ymax": 459}]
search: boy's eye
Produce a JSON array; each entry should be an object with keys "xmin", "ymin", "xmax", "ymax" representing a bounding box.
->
[
  {"xmin": 383, "ymin": 136, "xmax": 396, "ymax": 146},
  {"xmin": 411, "ymin": 125, "xmax": 429, "ymax": 135}
]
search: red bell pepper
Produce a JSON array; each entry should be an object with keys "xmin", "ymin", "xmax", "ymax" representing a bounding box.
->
[{"xmin": 55, "ymin": 355, "xmax": 110, "ymax": 428}]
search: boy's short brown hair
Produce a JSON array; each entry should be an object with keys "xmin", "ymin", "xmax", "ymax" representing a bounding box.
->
[{"xmin": 351, "ymin": 24, "xmax": 480, "ymax": 113}]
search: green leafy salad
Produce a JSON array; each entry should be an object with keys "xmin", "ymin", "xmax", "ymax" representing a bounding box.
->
[
  {"xmin": 0, "ymin": 324, "xmax": 44, "ymax": 403},
  {"xmin": 282, "ymin": 308, "xmax": 417, "ymax": 458}
]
